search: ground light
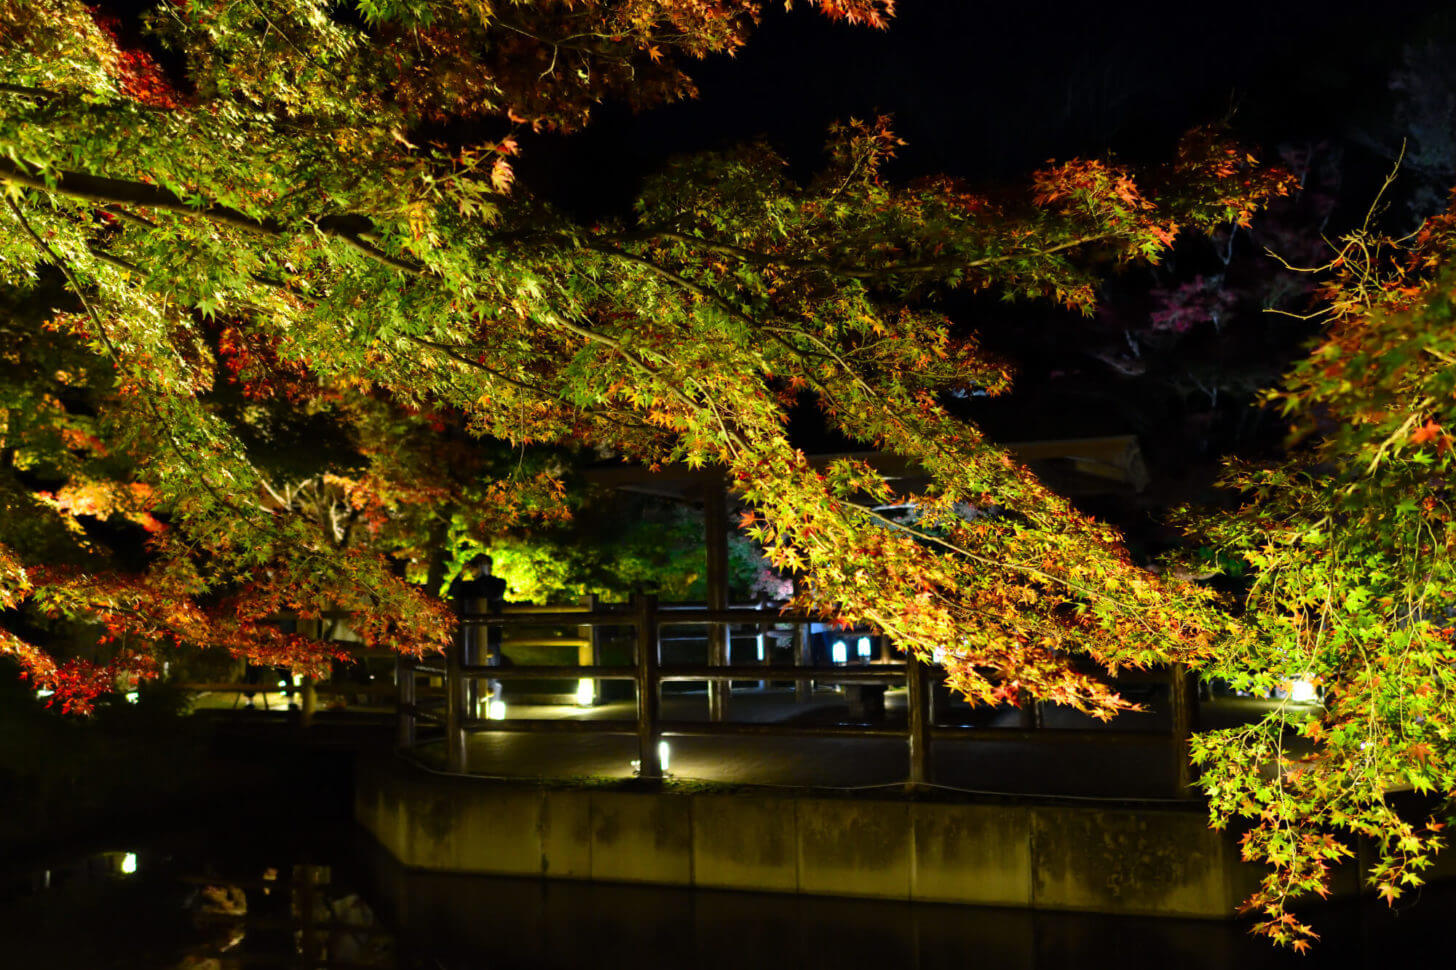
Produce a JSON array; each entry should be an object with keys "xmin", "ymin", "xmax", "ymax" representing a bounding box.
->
[
  {"xmin": 856, "ymin": 636, "xmax": 872, "ymax": 659},
  {"xmin": 630, "ymin": 741, "xmax": 672, "ymax": 775},
  {"xmin": 575, "ymin": 678, "xmax": 594, "ymax": 706},
  {"xmin": 120, "ymin": 853, "xmax": 137, "ymax": 875},
  {"xmin": 486, "ymin": 699, "xmax": 507, "ymax": 720},
  {"xmin": 832, "ymin": 640, "xmax": 848, "ymax": 664}
]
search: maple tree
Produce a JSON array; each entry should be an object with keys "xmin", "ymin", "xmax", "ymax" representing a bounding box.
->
[
  {"xmin": 7, "ymin": 0, "xmax": 1440, "ymax": 944},
  {"xmin": 0, "ymin": 0, "xmax": 1287, "ymax": 709},
  {"xmin": 1174, "ymin": 166, "xmax": 1456, "ymax": 946}
]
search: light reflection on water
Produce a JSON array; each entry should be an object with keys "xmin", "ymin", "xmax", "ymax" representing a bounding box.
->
[
  {"xmin": 3, "ymin": 820, "xmax": 1454, "ymax": 970},
  {"xmin": 1, "ymin": 836, "xmax": 392, "ymax": 970}
]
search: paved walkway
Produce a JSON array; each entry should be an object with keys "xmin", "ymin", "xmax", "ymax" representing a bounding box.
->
[
  {"xmin": 432, "ymin": 687, "xmax": 1251, "ymax": 800},
  {"xmin": 197, "ymin": 683, "xmax": 1303, "ymax": 800}
]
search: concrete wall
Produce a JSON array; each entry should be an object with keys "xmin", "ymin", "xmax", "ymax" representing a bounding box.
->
[{"xmin": 356, "ymin": 754, "xmax": 1265, "ymax": 919}]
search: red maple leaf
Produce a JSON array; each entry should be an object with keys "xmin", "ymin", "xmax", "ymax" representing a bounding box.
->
[{"xmin": 1411, "ymin": 420, "xmax": 1443, "ymax": 446}]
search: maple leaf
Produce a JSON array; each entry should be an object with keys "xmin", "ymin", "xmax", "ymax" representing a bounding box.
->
[
  {"xmin": 490, "ymin": 157, "xmax": 515, "ymax": 193},
  {"xmin": 1411, "ymin": 420, "xmax": 1443, "ymax": 445}
]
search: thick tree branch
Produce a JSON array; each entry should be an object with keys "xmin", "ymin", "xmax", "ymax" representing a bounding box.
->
[
  {"xmin": 0, "ymin": 158, "xmax": 280, "ymax": 235},
  {"xmin": 0, "ymin": 83, "xmax": 53, "ymax": 100},
  {"xmin": 0, "ymin": 159, "xmax": 427, "ymax": 276}
]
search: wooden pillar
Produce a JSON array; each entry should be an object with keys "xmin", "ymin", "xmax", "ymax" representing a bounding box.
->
[
  {"xmin": 704, "ymin": 476, "xmax": 730, "ymax": 721},
  {"xmin": 461, "ymin": 597, "xmax": 481, "ymax": 722},
  {"xmin": 299, "ymin": 675, "xmax": 316, "ymax": 732},
  {"xmin": 1170, "ymin": 662, "xmax": 1199, "ymax": 795},
  {"xmin": 756, "ymin": 597, "xmax": 769, "ymax": 689},
  {"xmin": 445, "ymin": 592, "xmax": 468, "ymax": 773},
  {"xmin": 634, "ymin": 593, "xmax": 662, "ymax": 780},
  {"xmin": 577, "ymin": 593, "xmax": 599, "ymax": 705},
  {"xmin": 906, "ymin": 651, "xmax": 932, "ymax": 790},
  {"xmin": 395, "ymin": 654, "xmax": 417, "ymax": 749},
  {"xmin": 794, "ymin": 622, "xmax": 813, "ymax": 704},
  {"xmin": 1018, "ymin": 698, "xmax": 1043, "ymax": 730},
  {"xmin": 296, "ymin": 865, "xmax": 322, "ymax": 967}
]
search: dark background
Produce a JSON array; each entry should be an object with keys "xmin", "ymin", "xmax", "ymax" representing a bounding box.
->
[{"xmin": 524, "ymin": 1, "xmax": 1445, "ymax": 209}]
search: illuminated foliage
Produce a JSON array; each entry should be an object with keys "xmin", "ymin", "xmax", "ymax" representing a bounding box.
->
[
  {"xmin": 0, "ymin": 3, "xmax": 1296, "ymax": 710},
  {"xmin": 484, "ymin": 497, "xmax": 773, "ymax": 604},
  {"xmin": 14, "ymin": 2, "xmax": 1456, "ymax": 946},
  {"xmin": 1181, "ymin": 174, "xmax": 1456, "ymax": 946},
  {"xmin": 21, "ymin": 9, "xmax": 1442, "ymax": 941}
]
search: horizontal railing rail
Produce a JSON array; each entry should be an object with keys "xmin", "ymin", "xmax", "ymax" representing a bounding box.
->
[
  {"xmin": 165, "ymin": 594, "xmax": 1196, "ymax": 792},
  {"xmin": 395, "ymin": 591, "xmax": 1199, "ymax": 794}
]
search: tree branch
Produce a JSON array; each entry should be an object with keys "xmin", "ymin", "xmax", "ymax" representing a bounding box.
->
[
  {"xmin": 0, "ymin": 158, "xmax": 280, "ymax": 235},
  {"xmin": 0, "ymin": 160, "xmax": 427, "ymax": 276},
  {"xmin": 4, "ymin": 196, "xmax": 245, "ymax": 517},
  {"xmin": 609, "ymin": 228, "xmax": 1121, "ymax": 280},
  {"xmin": 402, "ymin": 334, "xmax": 551, "ymax": 395},
  {"xmin": 0, "ymin": 83, "xmax": 53, "ymax": 100}
]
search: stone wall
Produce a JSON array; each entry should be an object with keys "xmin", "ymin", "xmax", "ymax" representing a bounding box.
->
[{"xmin": 356, "ymin": 753, "xmax": 1266, "ymax": 918}]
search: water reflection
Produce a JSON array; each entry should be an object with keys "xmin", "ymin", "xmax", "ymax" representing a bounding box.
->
[
  {"xmin": 174, "ymin": 864, "xmax": 391, "ymax": 969},
  {"xmin": 369, "ymin": 866, "xmax": 1362, "ymax": 970},
  {"xmin": 4, "ymin": 819, "xmax": 1456, "ymax": 970},
  {"xmin": 1, "ymin": 832, "xmax": 392, "ymax": 969}
]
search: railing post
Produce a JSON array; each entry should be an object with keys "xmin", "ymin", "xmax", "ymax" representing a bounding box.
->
[
  {"xmin": 1018, "ymin": 698, "xmax": 1043, "ymax": 730},
  {"xmin": 395, "ymin": 654, "xmax": 417, "ymax": 749},
  {"xmin": 299, "ymin": 675, "xmax": 316, "ymax": 731},
  {"xmin": 906, "ymin": 651, "xmax": 931, "ymax": 790},
  {"xmin": 756, "ymin": 597, "xmax": 770, "ymax": 689},
  {"xmin": 578, "ymin": 593, "xmax": 599, "ymax": 705},
  {"xmin": 794, "ymin": 620, "xmax": 813, "ymax": 703},
  {"xmin": 704, "ymin": 477, "xmax": 730, "ymax": 721},
  {"xmin": 1170, "ymin": 662, "xmax": 1198, "ymax": 795},
  {"xmin": 634, "ymin": 593, "xmax": 662, "ymax": 780},
  {"xmin": 445, "ymin": 591, "xmax": 469, "ymax": 773},
  {"xmin": 297, "ymin": 864, "xmax": 321, "ymax": 967}
]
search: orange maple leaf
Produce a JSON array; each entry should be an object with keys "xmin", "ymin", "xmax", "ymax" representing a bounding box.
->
[{"xmin": 1412, "ymin": 419, "xmax": 1443, "ymax": 445}]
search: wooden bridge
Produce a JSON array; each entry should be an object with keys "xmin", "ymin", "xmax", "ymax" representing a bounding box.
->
[
  {"xmin": 179, "ymin": 591, "xmax": 1200, "ymax": 799},
  {"xmin": 179, "ymin": 437, "xmax": 1200, "ymax": 796}
]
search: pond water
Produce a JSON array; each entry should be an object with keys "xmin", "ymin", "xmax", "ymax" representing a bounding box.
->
[{"xmin": 2, "ymin": 810, "xmax": 1452, "ymax": 970}]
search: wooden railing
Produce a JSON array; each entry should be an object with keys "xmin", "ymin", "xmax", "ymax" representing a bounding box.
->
[{"xmin": 396, "ymin": 593, "xmax": 1200, "ymax": 793}]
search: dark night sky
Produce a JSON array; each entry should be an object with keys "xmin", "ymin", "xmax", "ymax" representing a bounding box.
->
[{"xmin": 521, "ymin": 0, "xmax": 1450, "ymax": 214}]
